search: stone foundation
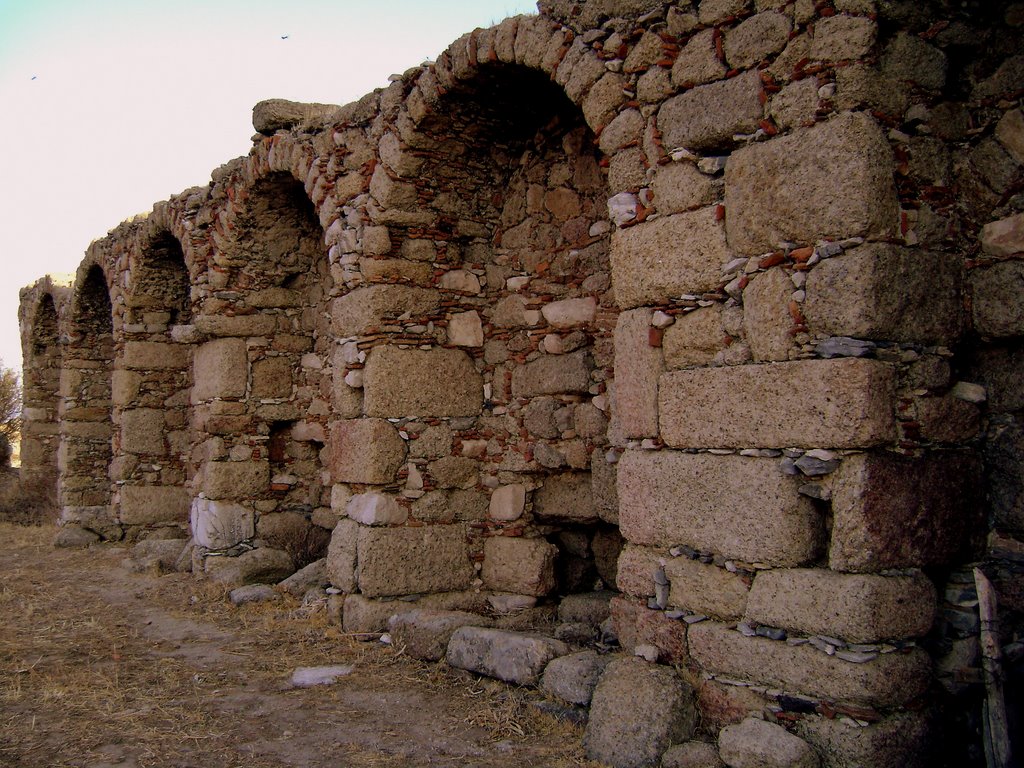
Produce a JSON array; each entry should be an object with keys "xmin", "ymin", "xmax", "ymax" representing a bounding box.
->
[{"xmin": 18, "ymin": 1, "xmax": 1024, "ymax": 765}]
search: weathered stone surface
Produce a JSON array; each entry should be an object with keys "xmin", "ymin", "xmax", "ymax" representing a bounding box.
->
[
  {"xmin": 542, "ymin": 297, "xmax": 597, "ymax": 327},
  {"xmin": 651, "ymin": 161, "xmax": 719, "ymax": 214},
  {"xmin": 533, "ymin": 472, "xmax": 597, "ymax": 523},
  {"xmin": 482, "ymin": 536, "xmax": 557, "ymax": 596},
  {"xmin": 512, "ymin": 350, "xmax": 592, "ymax": 397},
  {"xmin": 584, "ymin": 657, "xmax": 697, "ymax": 768},
  {"xmin": 387, "ymin": 608, "xmax": 488, "ymax": 661},
  {"xmin": 342, "ymin": 594, "xmax": 406, "ymax": 635},
  {"xmin": 829, "ymin": 451, "xmax": 985, "ymax": 572},
  {"xmin": 194, "ymin": 314, "xmax": 277, "ymax": 338},
  {"xmin": 229, "ymin": 584, "xmax": 279, "ymax": 605},
  {"xmin": 488, "ymin": 483, "xmax": 526, "ymax": 522},
  {"xmin": 659, "ymin": 70, "xmax": 763, "ymax": 152},
  {"xmin": 191, "ymin": 498, "xmax": 253, "ymax": 550},
  {"xmin": 192, "ymin": 339, "xmax": 248, "ymax": 400},
  {"xmin": 121, "ymin": 341, "xmax": 190, "ymax": 371},
  {"xmin": 128, "ymin": 539, "xmax": 188, "ymax": 573},
  {"xmin": 325, "ymin": 518, "xmax": 358, "ymax": 592},
  {"xmin": 610, "ymin": 596, "xmax": 689, "ymax": 664},
  {"xmin": 251, "ymin": 356, "xmax": 292, "ymax": 398},
  {"xmin": 446, "ymin": 626, "xmax": 569, "ymax": 685},
  {"xmin": 357, "ymin": 524, "xmax": 473, "ymax": 598},
  {"xmin": 363, "ymin": 346, "xmax": 482, "ymax": 417},
  {"xmin": 882, "ymin": 32, "xmax": 946, "ymax": 90},
  {"xmin": 662, "ymin": 742, "xmax": 724, "ymax": 768},
  {"xmin": 719, "ymin": 718, "xmax": 820, "ymax": 768},
  {"xmin": 278, "ymin": 558, "xmax": 327, "ymax": 596},
  {"xmin": 330, "ymin": 285, "xmax": 439, "ymax": 336},
  {"xmin": 689, "ymin": 621, "xmax": 931, "ymax": 706},
  {"xmin": 663, "ymin": 306, "xmax": 726, "ymax": 368},
  {"xmin": 612, "ymin": 309, "xmax": 662, "ymax": 438},
  {"xmin": 346, "ymin": 492, "xmax": 408, "ymax": 526},
  {"xmin": 447, "ymin": 310, "xmax": 484, "ymax": 347},
  {"xmin": 618, "ymin": 450, "xmax": 821, "ymax": 566},
  {"xmin": 54, "ymin": 524, "xmax": 100, "ymax": 548},
  {"xmin": 724, "ymin": 12, "xmax": 791, "ymax": 69},
  {"xmin": 980, "ymin": 211, "xmax": 1024, "ymax": 257},
  {"xmin": 811, "ymin": 14, "xmax": 877, "ymax": 62},
  {"xmin": 328, "ymin": 418, "xmax": 406, "ymax": 485},
  {"xmin": 558, "ymin": 591, "xmax": 614, "ymax": 626},
  {"xmin": 205, "ymin": 547, "xmax": 295, "ymax": 588},
  {"xmin": 672, "ymin": 28, "xmax": 727, "ymax": 87},
  {"xmin": 611, "ymin": 207, "xmax": 729, "ymax": 308},
  {"xmin": 804, "ymin": 245, "xmax": 962, "ymax": 345},
  {"xmin": 120, "ymin": 409, "xmax": 166, "ymax": 455},
  {"xmin": 745, "ymin": 568, "xmax": 935, "ymax": 642},
  {"xmin": 252, "ymin": 98, "xmax": 341, "ymax": 133},
  {"xmin": 665, "ymin": 556, "xmax": 752, "ymax": 620},
  {"xmin": 795, "ymin": 711, "xmax": 931, "ymax": 768},
  {"xmin": 744, "ymin": 268, "xmax": 796, "ymax": 362},
  {"xmin": 541, "ymin": 650, "xmax": 611, "ymax": 706},
  {"xmin": 995, "ymin": 108, "xmax": 1024, "ymax": 164},
  {"xmin": 119, "ymin": 484, "xmax": 189, "ymax": 526},
  {"xmin": 659, "ymin": 359, "xmax": 897, "ymax": 449},
  {"xmin": 203, "ymin": 460, "xmax": 269, "ymax": 500},
  {"xmin": 725, "ymin": 112, "xmax": 898, "ymax": 256},
  {"xmin": 971, "ymin": 260, "xmax": 1024, "ymax": 338},
  {"xmin": 592, "ymin": 452, "xmax": 618, "ymax": 524}
]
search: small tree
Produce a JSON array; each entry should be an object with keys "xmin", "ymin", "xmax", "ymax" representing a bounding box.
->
[{"xmin": 0, "ymin": 363, "xmax": 21, "ymax": 463}]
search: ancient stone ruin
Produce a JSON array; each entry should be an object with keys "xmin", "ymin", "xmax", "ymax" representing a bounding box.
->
[{"xmin": 18, "ymin": 1, "xmax": 1024, "ymax": 765}]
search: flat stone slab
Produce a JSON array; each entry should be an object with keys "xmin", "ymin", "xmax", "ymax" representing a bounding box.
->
[
  {"xmin": 229, "ymin": 584, "xmax": 280, "ymax": 605},
  {"xmin": 446, "ymin": 627, "xmax": 569, "ymax": 685},
  {"xmin": 584, "ymin": 656, "xmax": 697, "ymax": 768},
  {"xmin": 719, "ymin": 717, "xmax": 819, "ymax": 768},
  {"xmin": 289, "ymin": 665, "xmax": 354, "ymax": 688},
  {"xmin": 388, "ymin": 609, "xmax": 490, "ymax": 661},
  {"xmin": 53, "ymin": 525, "xmax": 100, "ymax": 549},
  {"xmin": 277, "ymin": 558, "xmax": 327, "ymax": 597}
]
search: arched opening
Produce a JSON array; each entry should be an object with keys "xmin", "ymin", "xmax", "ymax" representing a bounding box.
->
[
  {"xmin": 329, "ymin": 62, "xmax": 619, "ymax": 627},
  {"xmin": 59, "ymin": 265, "xmax": 116, "ymax": 538},
  {"xmin": 115, "ymin": 231, "xmax": 193, "ymax": 538},
  {"xmin": 191, "ymin": 172, "xmax": 331, "ymax": 563},
  {"xmin": 20, "ymin": 293, "xmax": 62, "ymax": 500}
]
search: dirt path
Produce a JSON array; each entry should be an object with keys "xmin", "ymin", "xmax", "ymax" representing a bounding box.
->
[{"xmin": 0, "ymin": 524, "xmax": 594, "ymax": 768}]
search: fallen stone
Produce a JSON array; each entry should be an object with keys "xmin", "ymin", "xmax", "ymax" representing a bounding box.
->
[
  {"xmin": 584, "ymin": 656, "xmax": 697, "ymax": 768},
  {"xmin": 205, "ymin": 547, "xmax": 295, "ymax": 588},
  {"xmin": 719, "ymin": 717, "xmax": 820, "ymax": 768},
  {"xmin": 446, "ymin": 626, "xmax": 569, "ymax": 685},
  {"xmin": 662, "ymin": 741, "xmax": 725, "ymax": 768},
  {"xmin": 277, "ymin": 558, "xmax": 327, "ymax": 596},
  {"xmin": 482, "ymin": 537, "xmax": 557, "ymax": 597},
  {"xmin": 387, "ymin": 609, "xmax": 489, "ymax": 661},
  {"xmin": 794, "ymin": 711, "xmax": 931, "ymax": 768},
  {"xmin": 53, "ymin": 525, "xmax": 100, "ymax": 549},
  {"xmin": 289, "ymin": 664, "xmax": 354, "ymax": 687},
  {"xmin": 542, "ymin": 650, "xmax": 611, "ymax": 706},
  {"xmin": 128, "ymin": 539, "xmax": 188, "ymax": 573},
  {"xmin": 229, "ymin": 584, "xmax": 280, "ymax": 605},
  {"xmin": 557, "ymin": 591, "xmax": 614, "ymax": 627}
]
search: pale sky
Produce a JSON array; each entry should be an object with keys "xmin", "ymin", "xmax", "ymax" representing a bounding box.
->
[{"xmin": 0, "ymin": 0, "xmax": 536, "ymax": 376}]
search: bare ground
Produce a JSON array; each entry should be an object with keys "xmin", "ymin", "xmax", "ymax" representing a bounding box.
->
[{"xmin": 0, "ymin": 524, "xmax": 597, "ymax": 768}]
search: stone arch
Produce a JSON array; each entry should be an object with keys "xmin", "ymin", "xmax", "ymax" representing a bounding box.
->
[
  {"xmin": 326, "ymin": 42, "xmax": 621, "ymax": 617},
  {"xmin": 19, "ymin": 283, "xmax": 69, "ymax": 499},
  {"xmin": 113, "ymin": 228, "xmax": 193, "ymax": 537},
  {"xmin": 59, "ymin": 262, "xmax": 118, "ymax": 538},
  {"xmin": 190, "ymin": 168, "xmax": 332, "ymax": 561}
]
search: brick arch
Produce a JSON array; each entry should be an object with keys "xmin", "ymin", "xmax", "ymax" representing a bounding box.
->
[
  {"xmin": 189, "ymin": 167, "xmax": 333, "ymax": 561},
  {"xmin": 59, "ymin": 262, "xmax": 118, "ymax": 538},
  {"xmin": 18, "ymin": 280, "xmax": 71, "ymax": 499},
  {"xmin": 325, "ymin": 49, "xmax": 621, "ymax": 609}
]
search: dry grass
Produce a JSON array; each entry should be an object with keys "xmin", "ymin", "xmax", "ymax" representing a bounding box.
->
[{"xmin": 0, "ymin": 523, "xmax": 599, "ymax": 767}]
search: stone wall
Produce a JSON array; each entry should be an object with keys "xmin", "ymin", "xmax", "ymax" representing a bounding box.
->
[{"xmin": 18, "ymin": 1, "xmax": 1024, "ymax": 766}]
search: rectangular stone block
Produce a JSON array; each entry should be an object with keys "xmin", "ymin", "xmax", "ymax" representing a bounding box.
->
[
  {"xmin": 251, "ymin": 356, "xmax": 293, "ymax": 398},
  {"xmin": 482, "ymin": 537, "xmax": 557, "ymax": 596},
  {"xmin": 122, "ymin": 341, "xmax": 190, "ymax": 371},
  {"xmin": 611, "ymin": 309, "xmax": 662, "ymax": 438},
  {"xmin": 665, "ymin": 556, "xmax": 751, "ymax": 621},
  {"xmin": 659, "ymin": 69, "xmax": 763, "ymax": 152},
  {"xmin": 611, "ymin": 207, "xmax": 728, "ymax": 309},
  {"xmin": 795, "ymin": 712, "xmax": 931, "ymax": 768},
  {"xmin": 616, "ymin": 543, "xmax": 661, "ymax": 598},
  {"xmin": 190, "ymin": 497, "xmax": 254, "ymax": 549},
  {"xmin": 805, "ymin": 244, "xmax": 963, "ymax": 344},
  {"xmin": 194, "ymin": 314, "xmax": 277, "ymax": 337},
  {"xmin": 610, "ymin": 596, "xmax": 689, "ymax": 664},
  {"xmin": 745, "ymin": 568, "xmax": 936, "ymax": 643},
  {"xmin": 326, "ymin": 517, "xmax": 358, "ymax": 592},
  {"xmin": 330, "ymin": 285, "xmax": 439, "ymax": 336},
  {"xmin": 203, "ymin": 460, "xmax": 268, "ymax": 500},
  {"xmin": 388, "ymin": 609, "xmax": 489, "ymax": 662},
  {"xmin": 119, "ymin": 484, "xmax": 189, "ymax": 526},
  {"xmin": 971, "ymin": 260, "xmax": 1024, "ymax": 338},
  {"xmin": 192, "ymin": 338, "xmax": 248, "ymax": 401},
  {"xmin": 120, "ymin": 408, "xmax": 166, "ymax": 455},
  {"xmin": 829, "ymin": 451, "xmax": 985, "ymax": 572},
  {"xmin": 363, "ymin": 346, "xmax": 482, "ymax": 417},
  {"xmin": 618, "ymin": 450, "xmax": 821, "ymax": 567},
  {"xmin": 659, "ymin": 359, "xmax": 897, "ymax": 449},
  {"xmin": 356, "ymin": 524, "xmax": 474, "ymax": 597},
  {"xmin": 689, "ymin": 621, "xmax": 931, "ymax": 707},
  {"xmin": 511, "ymin": 350, "xmax": 592, "ymax": 397},
  {"xmin": 328, "ymin": 418, "xmax": 407, "ymax": 485},
  {"xmin": 446, "ymin": 626, "xmax": 569, "ymax": 686},
  {"xmin": 532, "ymin": 472, "xmax": 598, "ymax": 523},
  {"xmin": 725, "ymin": 112, "xmax": 898, "ymax": 256}
]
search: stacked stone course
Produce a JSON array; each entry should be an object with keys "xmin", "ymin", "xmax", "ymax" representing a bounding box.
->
[{"xmin": 18, "ymin": 1, "xmax": 1024, "ymax": 765}]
